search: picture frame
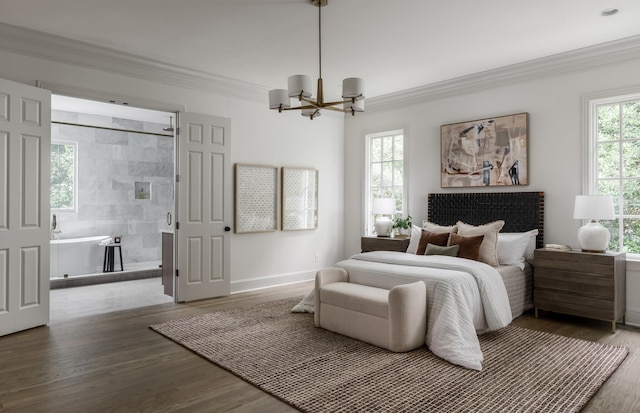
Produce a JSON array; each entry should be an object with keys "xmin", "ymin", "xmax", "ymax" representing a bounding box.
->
[
  {"xmin": 281, "ymin": 167, "xmax": 318, "ymax": 231},
  {"xmin": 440, "ymin": 112, "xmax": 528, "ymax": 188},
  {"xmin": 234, "ymin": 163, "xmax": 278, "ymax": 233}
]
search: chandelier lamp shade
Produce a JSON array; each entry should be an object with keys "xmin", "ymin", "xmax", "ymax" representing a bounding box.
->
[{"xmin": 268, "ymin": 0, "xmax": 365, "ymax": 120}]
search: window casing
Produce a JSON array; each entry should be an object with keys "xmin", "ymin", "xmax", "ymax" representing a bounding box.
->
[
  {"xmin": 586, "ymin": 91, "xmax": 640, "ymax": 255},
  {"xmin": 364, "ymin": 129, "xmax": 407, "ymax": 235},
  {"xmin": 51, "ymin": 141, "xmax": 78, "ymax": 211}
]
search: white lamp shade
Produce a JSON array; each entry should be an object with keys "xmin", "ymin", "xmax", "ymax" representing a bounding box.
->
[
  {"xmin": 573, "ymin": 195, "xmax": 615, "ymax": 220},
  {"xmin": 301, "ymin": 107, "xmax": 321, "ymax": 118},
  {"xmin": 288, "ymin": 75, "xmax": 313, "ymax": 99},
  {"xmin": 344, "ymin": 98, "xmax": 364, "ymax": 112},
  {"xmin": 342, "ymin": 78, "xmax": 365, "ymax": 100},
  {"xmin": 372, "ymin": 198, "xmax": 396, "ymax": 215},
  {"xmin": 268, "ymin": 89, "xmax": 290, "ymax": 109}
]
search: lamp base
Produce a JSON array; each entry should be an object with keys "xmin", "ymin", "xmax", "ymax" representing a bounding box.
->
[
  {"xmin": 577, "ymin": 220, "xmax": 610, "ymax": 253},
  {"xmin": 374, "ymin": 217, "xmax": 393, "ymax": 237}
]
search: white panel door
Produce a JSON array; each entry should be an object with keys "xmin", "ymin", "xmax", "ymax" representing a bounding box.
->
[
  {"xmin": 0, "ymin": 77, "xmax": 51, "ymax": 336},
  {"xmin": 176, "ymin": 112, "xmax": 231, "ymax": 301}
]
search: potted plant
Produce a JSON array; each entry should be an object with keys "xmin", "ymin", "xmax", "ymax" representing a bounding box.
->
[{"xmin": 392, "ymin": 214, "xmax": 413, "ymax": 238}]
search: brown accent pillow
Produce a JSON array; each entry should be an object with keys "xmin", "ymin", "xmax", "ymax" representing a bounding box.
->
[
  {"xmin": 416, "ymin": 230, "xmax": 450, "ymax": 255},
  {"xmin": 448, "ymin": 233, "xmax": 485, "ymax": 261}
]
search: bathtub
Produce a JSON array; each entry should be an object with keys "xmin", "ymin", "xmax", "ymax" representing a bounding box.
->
[{"xmin": 50, "ymin": 236, "xmax": 111, "ymax": 278}]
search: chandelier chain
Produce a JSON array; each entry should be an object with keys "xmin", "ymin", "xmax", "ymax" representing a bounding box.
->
[{"xmin": 318, "ymin": 2, "xmax": 322, "ymax": 80}]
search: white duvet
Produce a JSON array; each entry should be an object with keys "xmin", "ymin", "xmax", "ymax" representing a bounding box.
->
[{"xmin": 335, "ymin": 251, "xmax": 512, "ymax": 371}]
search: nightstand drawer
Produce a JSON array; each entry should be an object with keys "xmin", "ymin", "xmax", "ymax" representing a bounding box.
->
[
  {"xmin": 534, "ymin": 269, "xmax": 614, "ymax": 300},
  {"xmin": 534, "ymin": 290, "xmax": 615, "ymax": 320},
  {"xmin": 535, "ymin": 250, "xmax": 614, "ymax": 276}
]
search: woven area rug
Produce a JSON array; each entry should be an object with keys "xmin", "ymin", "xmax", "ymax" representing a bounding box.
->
[{"xmin": 150, "ymin": 298, "xmax": 628, "ymax": 413}]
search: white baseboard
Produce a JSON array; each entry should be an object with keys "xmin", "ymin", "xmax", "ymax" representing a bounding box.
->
[
  {"xmin": 231, "ymin": 270, "xmax": 315, "ymax": 294},
  {"xmin": 625, "ymin": 309, "xmax": 640, "ymax": 327}
]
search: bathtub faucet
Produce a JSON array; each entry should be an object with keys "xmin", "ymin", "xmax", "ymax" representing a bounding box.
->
[{"xmin": 51, "ymin": 214, "xmax": 62, "ymax": 240}]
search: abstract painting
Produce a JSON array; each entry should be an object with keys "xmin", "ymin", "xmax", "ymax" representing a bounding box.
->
[{"xmin": 441, "ymin": 113, "xmax": 528, "ymax": 188}]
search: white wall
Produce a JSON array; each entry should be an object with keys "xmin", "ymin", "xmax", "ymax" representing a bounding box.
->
[
  {"xmin": 344, "ymin": 56, "xmax": 640, "ymax": 320},
  {"xmin": 344, "ymin": 58, "xmax": 640, "ymax": 256},
  {"xmin": 0, "ymin": 49, "xmax": 344, "ymax": 293}
]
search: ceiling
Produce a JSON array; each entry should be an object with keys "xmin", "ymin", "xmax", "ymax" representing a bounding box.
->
[{"xmin": 1, "ymin": 0, "xmax": 640, "ymax": 100}]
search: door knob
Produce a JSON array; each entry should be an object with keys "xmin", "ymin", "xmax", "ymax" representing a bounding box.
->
[{"xmin": 224, "ymin": 226, "xmax": 231, "ymax": 232}]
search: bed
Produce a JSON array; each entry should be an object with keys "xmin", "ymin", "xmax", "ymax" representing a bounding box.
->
[
  {"xmin": 425, "ymin": 191, "xmax": 544, "ymax": 318},
  {"xmin": 335, "ymin": 192, "xmax": 544, "ymax": 370},
  {"xmin": 295, "ymin": 192, "xmax": 544, "ymax": 370}
]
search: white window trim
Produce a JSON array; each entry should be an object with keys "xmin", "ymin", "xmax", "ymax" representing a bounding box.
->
[
  {"xmin": 582, "ymin": 86, "xmax": 640, "ymax": 257},
  {"xmin": 51, "ymin": 139, "xmax": 78, "ymax": 212},
  {"xmin": 363, "ymin": 129, "xmax": 408, "ymax": 236}
]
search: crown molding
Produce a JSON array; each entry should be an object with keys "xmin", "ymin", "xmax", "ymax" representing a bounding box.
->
[
  {"xmin": 0, "ymin": 22, "xmax": 270, "ymax": 102},
  {"xmin": 2, "ymin": 22, "xmax": 640, "ymax": 110},
  {"xmin": 366, "ymin": 35, "xmax": 640, "ymax": 112}
]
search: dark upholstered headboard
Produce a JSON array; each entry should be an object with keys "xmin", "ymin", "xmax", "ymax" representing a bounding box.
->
[{"xmin": 427, "ymin": 192, "xmax": 544, "ymax": 248}]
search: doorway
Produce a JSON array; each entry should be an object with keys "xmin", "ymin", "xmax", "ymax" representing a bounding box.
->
[{"xmin": 50, "ymin": 94, "xmax": 176, "ymax": 312}]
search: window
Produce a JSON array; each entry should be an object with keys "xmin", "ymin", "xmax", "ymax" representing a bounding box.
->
[
  {"xmin": 51, "ymin": 141, "xmax": 77, "ymax": 211},
  {"xmin": 587, "ymin": 92, "xmax": 640, "ymax": 254},
  {"xmin": 365, "ymin": 129, "xmax": 406, "ymax": 235}
]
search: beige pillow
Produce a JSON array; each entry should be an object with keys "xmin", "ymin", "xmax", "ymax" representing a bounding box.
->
[
  {"xmin": 456, "ymin": 220, "xmax": 505, "ymax": 266},
  {"xmin": 423, "ymin": 222, "xmax": 458, "ymax": 234}
]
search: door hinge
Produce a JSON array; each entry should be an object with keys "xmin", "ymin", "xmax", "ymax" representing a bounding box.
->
[
  {"xmin": 176, "ymin": 222, "xmax": 180, "ymax": 230},
  {"xmin": 175, "ymin": 127, "xmax": 180, "ymax": 136},
  {"xmin": 176, "ymin": 174, "xmax": 180, "ymax": 182},
  {"xmin": 175, "ymin": 269, "xmax": 179, "ymax": 278}
]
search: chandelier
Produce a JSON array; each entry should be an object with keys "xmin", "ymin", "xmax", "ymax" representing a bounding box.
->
[{"xmin": 268, "ymin": 0, "xmax": 365, "ymax": 120}]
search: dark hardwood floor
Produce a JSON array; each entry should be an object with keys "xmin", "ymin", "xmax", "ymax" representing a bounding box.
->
[{"xmin": 1, "ymin": 279, "xmax": 639, "ymax": 412}]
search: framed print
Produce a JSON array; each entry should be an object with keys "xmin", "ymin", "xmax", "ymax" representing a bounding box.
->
[
  {"xmin": 281, "ymin": 167, "xmax": 318, "ymax": 231},
  {"xmin": 234, "ymin": 164, "xmax": 278, "ymax": 233},
  {"xmin": 440, "ymin": 112, "xmax": 528, "ymax": 188}
]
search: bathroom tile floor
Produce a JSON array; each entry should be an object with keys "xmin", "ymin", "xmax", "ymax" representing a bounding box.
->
[{"xmin": 50, "ymin": 277, "xmax": 173, "ymax": 323}]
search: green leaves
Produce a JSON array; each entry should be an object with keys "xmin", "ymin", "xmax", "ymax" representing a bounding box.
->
[
  {"xmin": 596, "ymin": 101, "xmax": 640, "ymax": 253},
  {"xmin": 51, "ymin": 143, "xmax": 75, "ymax": 210}
]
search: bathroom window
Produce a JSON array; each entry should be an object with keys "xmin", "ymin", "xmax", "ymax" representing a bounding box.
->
[{"xmin": 51, "ymin": 141, "xmax": 78, "ymax": 211}]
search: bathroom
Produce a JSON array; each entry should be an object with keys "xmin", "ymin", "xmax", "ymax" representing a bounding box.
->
[{"xmin": 50, "ymin": 95, "xmax": 175, "ymax": 287}]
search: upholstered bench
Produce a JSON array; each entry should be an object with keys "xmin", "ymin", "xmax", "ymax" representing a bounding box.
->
[{"xmin": 314, "ymin": 267, "xmax": 427, "ymax": 352}]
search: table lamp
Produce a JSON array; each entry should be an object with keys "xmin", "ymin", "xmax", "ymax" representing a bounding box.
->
[
  {"xmin": 372, "ymin": 198, "xmax": 395, "ymax": 237},
  {"xmin": 573, "ymin": 195, "xmax": 615, "ymax": 253}
]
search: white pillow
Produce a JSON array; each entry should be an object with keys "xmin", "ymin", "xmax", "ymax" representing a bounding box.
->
[
  {"xmin": 456, "ymin": 220, "xmax": 505, "ymax": 266},
  {"xmin": 497, "ymin": 229, "xmax": 539, "ymax": 269},
  {"xmin": 406, "ymin": 225, "xmax": 422, "ymax": 254},
  {"xmin": 523, "ymin": 229, "xmax": 539, "ymax": 262}
]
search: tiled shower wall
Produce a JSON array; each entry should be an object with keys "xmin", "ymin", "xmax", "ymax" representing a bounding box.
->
[{"xmin": 51, "ymin": 110, "xmax": 173, "ymax": 266}]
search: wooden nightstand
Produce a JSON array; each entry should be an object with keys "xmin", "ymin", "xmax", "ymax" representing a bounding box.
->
[
  {"xmin": 533, "ymin": 248, "xmax": 626, "ymax": 332},
  {"xmin": 361, "ymin": 236, "xmax": 410, "ymax": 253}
]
